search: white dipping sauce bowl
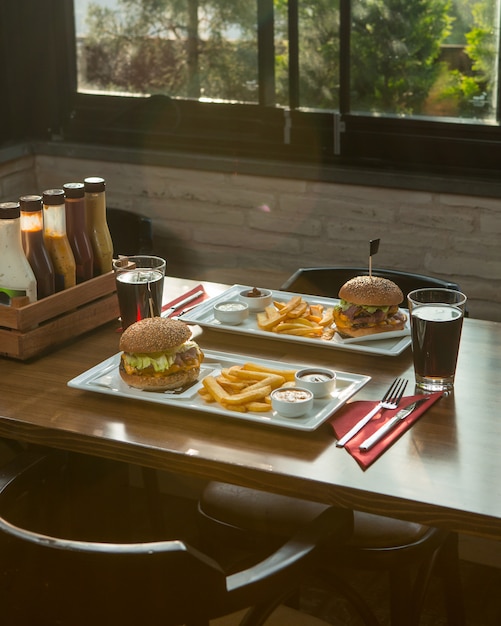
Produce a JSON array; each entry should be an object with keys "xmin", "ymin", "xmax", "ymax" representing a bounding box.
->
[
  {"xmin": 238, "ymin": 288, "xmax": 273, "ymax": 311},
  {"xmin": 213, "ymin": 300, "xmax": 249, "ymax": 325},
  {"xmin": 294, "ymin": 368, "xmax": 336, "ymax": 398},
  {"xmin": 271, "ymin": 386, "xmax": 314, "ymax": 418}
]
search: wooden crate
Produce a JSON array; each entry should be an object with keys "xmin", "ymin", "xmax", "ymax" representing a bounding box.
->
[{"xmin": 0, "ymin": 272, "xmax": 120, "ymax": 360}]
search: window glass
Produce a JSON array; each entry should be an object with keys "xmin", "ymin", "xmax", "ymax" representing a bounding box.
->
[
  {"xmin": 75, "ymin": 1, "xmax": 500, "ymax": 119},
  {"xmin": 298, "ymin": 0, "xmax": 340, "ymax": 110},
  {"xmin": 75, "ymin": 0, "xmax": 259, "ymax": 103},
  {"xmin": 350, "ymin": 0, "xmax": 500, "ymax": 121},
  {"xmin": 70, "ymin": 0, "xmax": 501, "ymax": 170}
]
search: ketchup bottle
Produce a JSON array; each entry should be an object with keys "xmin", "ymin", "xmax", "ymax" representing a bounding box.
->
[{"xmin": 19, "ymin": 195, "xmax": 55, "ymax": 299}]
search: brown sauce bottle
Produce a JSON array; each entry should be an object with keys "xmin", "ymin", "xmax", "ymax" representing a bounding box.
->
[
  {"xmin": 19, "ymin": 195, "xmax": 55, "ymax": 299},
  {"xmin": 63, "ymin": 183, "xmax": 94, "ymax": 283}
]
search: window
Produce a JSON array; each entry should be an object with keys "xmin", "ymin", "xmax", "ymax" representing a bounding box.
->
[{"xmin": 13, "ymin": 0, "xmax": 501, "ymax": 176}]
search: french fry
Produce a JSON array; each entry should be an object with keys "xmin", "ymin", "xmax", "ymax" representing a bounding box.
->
[
  {"xmin": 287, "ymin": 301, "xmax": 309, "ymax": 318},
  {"xmin": 222, "ymin": 384, "xmax": 272, "ymax": 406},
  {"xmin": 220, "ymin": 368, "xmax": 241, "ymax": 381},
  {"xmin": 309, "ymin": 304, "xmax": 324, "ymax": 317},
  {"xmin": 202, "ymin": 376, "xmax": 230, "ymax": 404},
  {"xmin": 227, "ymin": 366, "xmax": 271, "ymax": 380},
  {"xmin": 199, "ymin": 362, "xmax": 298, "ymax": 413},
  {"xmin": 257, "ymin": 296, "xmax": 302, "ymax": 330},
  {"xmin": 241, "ymin": 362, "xmax": 297, "ymax": 382},
  {"xmin": 225, "ymin": 404, "xmax": 248, "ymax": 413},
  {"xmin": 216, "ymin": 377, "xmax": 248, "ymax": 392},
  {"xmin": 244, "ymin": 375, "xmax": 285, "ymax": 391},
  {"xmin": 227, "ymin": 367, "xmax": 285, "ymax": 389},
  {"xmin": 197, "ymin": 388, "xmax": 215, "ymax": 402},
  {"xmin": 320, "ymin": 307, "xmax": 334, "ymax": 326},
  {"xmin": 247, "ymin": 401, "xmax": 272, "ymax": 412},
  {"xmin": 256, "ymin": 294, "xmax": 336, "ymax": 341},
  {"xmin": 275, "ymin": 326, "xmax": 323, "ymax": 337}
]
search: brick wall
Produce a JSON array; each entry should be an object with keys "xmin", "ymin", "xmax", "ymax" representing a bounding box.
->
[
  {"xmin": 2, "ymin": 152, "xmax": 499, "ymax": 320},
  {"xmin": 0, "ymin": 154, "xmax": 37, "ymax": 201}
]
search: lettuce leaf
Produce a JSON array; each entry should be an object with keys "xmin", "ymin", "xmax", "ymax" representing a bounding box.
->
[
  {"xmin": 339, "ymin": 299, "xmax": 390, "ymax": 314},
  {"xmin": 123, "ymin": 340, "xmax": 197, "ymax": 372}
]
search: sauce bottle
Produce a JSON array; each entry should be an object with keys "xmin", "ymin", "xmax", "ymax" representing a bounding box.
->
[
  {"xmin": 0, "ymin": 201, "xmax": 37, "ymax": 304},
  {"xmin": 63, "ymin": 182, "xmax": 94, "ymax": 283},
  {"xmin": 19, "ymin": 195, "xmax": 55, "ymax": 299},
  {"xmin": 84, "ymin": 176, "xmax": 113, "ymax": 276},
  {"xmin": 42, "ymin": 189, "xmax": 76, "ymax": 292}
]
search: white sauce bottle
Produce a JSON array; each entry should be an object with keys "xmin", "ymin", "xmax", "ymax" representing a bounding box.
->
[{"xmin": 0, "ymin": 201, "xmax": 37, "ymax": 305}]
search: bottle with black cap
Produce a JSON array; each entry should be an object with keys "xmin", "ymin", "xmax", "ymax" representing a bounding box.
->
[
  {"xmin": 63, "ymin": 182, "xmax": 94, "ymax": 283},
  {"xmin": 0, "ymin": 201, "xmax": 37, "ymax": 304},
  {"xmin": 19, "ymin": 194, "xmax": 55, "ymax": 299},
  {"xmin": 84, "ymin": 176, "xmax": 113, "ymax": 276},
  {"xmin": 42, "ymin": 188, "xmax": 76, "ymax": 292}
]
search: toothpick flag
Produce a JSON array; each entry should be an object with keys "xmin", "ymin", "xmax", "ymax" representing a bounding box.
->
[{"xmin": 369, "ymin": 239, "xmax": 380, "ymax": 277}]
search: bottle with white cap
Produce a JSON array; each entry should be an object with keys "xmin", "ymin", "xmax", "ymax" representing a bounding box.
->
[{"xmin": 0, "ymin": 201, "xmax": 37, "ymax": 305}]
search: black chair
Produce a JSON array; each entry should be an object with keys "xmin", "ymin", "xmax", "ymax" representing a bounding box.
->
[
  {"xmin": 0, "ymin": 450, "xmax": 353, "ymax": 626},
  {"xmin": 281, "ymin": 266, "xmax": 462, "ymax": 306},
  {"xmin": 198, "ymin": 266, "xmax": 465, "ymax": 626},
  {"xmin": 107, "ymin": 207, "xmax": 154, "ymax": 257},
  {"xmin": 199, "ymin": 485, "xmax": 464, "ymax": 626}
]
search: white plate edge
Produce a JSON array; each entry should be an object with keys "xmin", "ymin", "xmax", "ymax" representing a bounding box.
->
[
  {"xmin": 182, "ymin": 284, "xmax": 411, "ymax": 357},
  {"xmin": 67, "ymin": 349, "xmax": 371, "ymax": 432}
]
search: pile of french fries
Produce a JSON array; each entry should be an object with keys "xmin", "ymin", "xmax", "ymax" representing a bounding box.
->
[
  {"xmin": 198, "ymin": 362, "xmax": 297, "ymax": 413},
  {"xmin": 256, "ymin": 295, "xmax": 335, "ymax": 339}
]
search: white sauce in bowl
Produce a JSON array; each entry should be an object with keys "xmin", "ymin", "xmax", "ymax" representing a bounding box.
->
[{"xmin": 217, "ymin": 302, "xmax": 247, "ymax": 312}]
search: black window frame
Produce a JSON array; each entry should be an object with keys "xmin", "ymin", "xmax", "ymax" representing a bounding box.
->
[{"xmin": 4, "ymin": 0, "xmax": 501, "ymax": 182}]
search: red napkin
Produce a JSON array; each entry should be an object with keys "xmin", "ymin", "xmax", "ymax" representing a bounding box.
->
[
  {"xmin": 330, "ymin": 392, "xmax": 443, "ymax": 470},
  {"xmin": 161, "ymin": 284, "xmax": 207, "ymax": 318}
]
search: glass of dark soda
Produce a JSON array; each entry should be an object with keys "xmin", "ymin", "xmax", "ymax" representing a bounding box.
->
[
  {"xmin": 408, "ymin": 288, "xmax": 467, "ymax": 392},
  {"xmin": 113, "ymin": 255, "xmax": 166, "ymax": 330}
]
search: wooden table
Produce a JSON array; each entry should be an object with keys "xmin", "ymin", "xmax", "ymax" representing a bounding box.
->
[{"xmin": 0, "ymin": 278, "xmax": 500, "ymax": 541}]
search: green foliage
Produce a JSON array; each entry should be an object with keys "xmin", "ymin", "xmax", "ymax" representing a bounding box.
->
[
  {"xmin": 81, "ymin": 0, "xmax": 497, "ymax": 120},
  {"xmin": 437, "ymin": 1, "xmax": 496, "ymax": 118},
  {"xmin": 350, "ymin": 0, "xmax": 452, "ymax": 114},
  {"xmin": 84, "ymin": 0, "xmax": 257, "ymax": 99},
  {"xmin": 273, "ymin": 0, "xmax": 341, "ymax": 108}
]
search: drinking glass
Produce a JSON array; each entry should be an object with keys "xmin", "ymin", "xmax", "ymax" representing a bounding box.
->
[
  {"xmin": 113, "ymin": 255, "xmax": 166, "ymax": 330},
  {"xmin": 407, "ymin": 288, "xmax": 467, "ymax": 391}
]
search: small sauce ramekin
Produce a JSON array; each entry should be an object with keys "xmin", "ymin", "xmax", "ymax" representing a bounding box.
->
[
  {"xmin": 271, "ymin": 386, "xmax": 314, "ymax": 418},
  {"xmin": 213, "ymin": 300, "xmax": 249, "ymax": 325},
  {"xmin": 238, "ymin": 288, "xmax": 273, "ymax": 311},
  {"xmin": 294, "ymin": 368, "xmax": 336, "ymax": 398}
]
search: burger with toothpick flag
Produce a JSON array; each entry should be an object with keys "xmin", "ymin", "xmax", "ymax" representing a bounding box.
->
[{"xmin": 332, "ymin": 239, "xmax": 407, "ymax": 338}]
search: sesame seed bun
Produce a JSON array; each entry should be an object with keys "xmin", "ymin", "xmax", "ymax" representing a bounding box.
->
[
  {"xmin": 119, "ymin": 317, "xmax": 192, "ymax": 354},
  {"xmin": 338, "ymin": 275, "xmax": 403, "ymax": 306},
  {"xmin": 118, "ymin": 317, "xmax": 203, "ymax": 392}
]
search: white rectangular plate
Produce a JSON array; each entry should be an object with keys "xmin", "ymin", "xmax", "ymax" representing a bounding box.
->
[
  {"xmin": 68, "ymin": 350, "xmax": 370, "ymax": 432},
  {"xmin": 182, "ymin": 285, "xmax": 411, "ymax": 357}
]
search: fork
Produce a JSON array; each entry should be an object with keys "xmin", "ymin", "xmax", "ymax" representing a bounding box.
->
[{"xmin": 336, "ymin": 377, "xmax": 408, "ymax": 447}]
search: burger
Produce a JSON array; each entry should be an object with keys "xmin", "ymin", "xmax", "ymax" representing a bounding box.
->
[
  {"xmin": 332, "ymin": 275, "xmax": 407, "ymax": 338},
  {"xmin": 119, "ymin": 317, "xmax": 204, "ymax": 391}
]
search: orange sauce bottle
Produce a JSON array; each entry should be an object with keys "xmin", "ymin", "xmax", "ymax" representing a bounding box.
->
[{"xmin": 42, "ymin": 189, "xmax": 76, "ymax": 292}]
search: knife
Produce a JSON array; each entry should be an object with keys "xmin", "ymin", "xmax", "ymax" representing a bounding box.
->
[
  {"xmin": 359, "ymin": 397, "xmax": 430, "ymax": 452},
  {"xmin": 161, "ymin": 290, "xmax": 205, "ymax": 317}
]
